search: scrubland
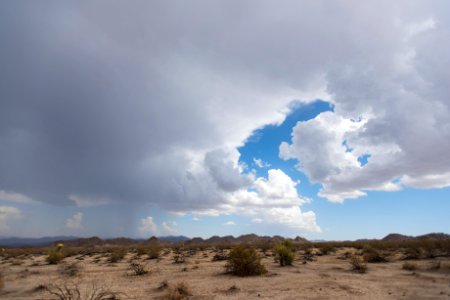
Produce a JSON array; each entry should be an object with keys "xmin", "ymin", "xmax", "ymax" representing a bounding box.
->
[{"xmin": 1, "ymin": 239, "xmax": 450, "ymax": 299}]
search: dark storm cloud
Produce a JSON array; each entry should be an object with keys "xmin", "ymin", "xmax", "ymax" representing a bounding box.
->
[{"xmin": 1, "ymin": 1, "xmax": 449, "ymax": 213}]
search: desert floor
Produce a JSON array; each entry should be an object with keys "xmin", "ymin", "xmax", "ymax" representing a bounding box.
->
[{"xmin": 1, "ymin": 248, "xmax": 450, "ymax": 300}]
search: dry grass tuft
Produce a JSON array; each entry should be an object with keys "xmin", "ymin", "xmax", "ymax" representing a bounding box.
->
[
  {"xmin": 45, "ymin": 282, "xmax": 121, "ymax": 300},
  {"xmin": 402, "ymin": 262, "xmax": 418, "ymax": 271},
  {"xmin": 59, "ymin": 262, "xmax": 82, "ymax": 277},
  {"xmin": 164, "ymin": 282, "xmax": 191, "ymax": 300},
  {"xmin": 157, "ymin": 280, "xmax": 169, "ymax": 291}
]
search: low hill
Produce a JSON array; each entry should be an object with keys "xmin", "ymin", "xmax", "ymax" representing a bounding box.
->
[{"xmin": 382, "ymin": 233, "xmax": 414, "ymax": 241}]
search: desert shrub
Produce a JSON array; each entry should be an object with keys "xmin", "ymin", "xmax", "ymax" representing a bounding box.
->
[
  {"xmin": 173, "ymin": 254, "xmax": 186, "ymax": 264},
  {"xmin": 59, "ymin": 262, "xmax": 81, "ymax": 277},
  {"xmin": 281, "ymin": 240, "xmax": 294, "ymax": 250},
  {"xmin": 274, "ymin": 243, "xmax": 295, "ymax": 266},
  {"xmin": 45, "ymin": 282, "xmax": 121, "ymax": 300},
  {"xmin": 302, "ymin": 248, "xmax": 316, "ymax": 263},
  {"xmin": 215, "ymin": 243, "xmax": 232, "ymax": 251},
  {"xmin": 108, "ymin": 249, "xmax": 126, "ymax": 263},
  {"xmin": 362, "ymin": 247, "xmax": 388, "ymax": 263},
  {"xmin": 402, "ymin": 247, "xmax": 422, "ymax": 260},
  {"xmin": 47, "ymin": 250, "xmax": 64, "ymax": 265},
  {"xmin": 212, "ymin": 251, "xmax": 228, "ymax": 261},
  {"xmin": 62, "ymin": 247, "xmax": 83, "ymax": 258},
  {"xmin": 225, "ymin": 245, "xmax": 267, "ymax": 276},
  {"xmin": 164, "ymin": 282, "xmax": 191, "ymax": 300},
  {"xmin": 318, "ymin": 244, "xmax": 336, "ymax": 255},
  {"xmin": 135, "ymin": 246, "xmax": 148, "ymax": 256},
  {"xmin": 129, "ymin": 262, "xmax": 148, "ymax": 275},
  {"xmin": 350, "ymin": 255, "xmax": 367, "ymax": 273},
  {"xmin": 402, "ymin": 262, "xmax": 418, "ymax": 271},
  {"xmin": 148, "ymin": 246, "xmax": 161, "ymax": 259}
]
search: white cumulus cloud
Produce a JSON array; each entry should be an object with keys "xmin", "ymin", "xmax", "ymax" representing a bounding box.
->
[
  {"xmin": 0, "ymin": 190, "xmax": 36, "ymax": 205},
  {"xmin": 161, "ymin": 221, "xmax": 178, "ymax": 235},
  {"xmin": 139, "ymin": 216, "xmax": 157, "ymax": 235},
  {"xmin": 65, "ymin": 212, "xmax": 83, "ymax": 229},
  {"xmin": 0, "ymin": 206, "xmax": 21, "ymax": 232}
]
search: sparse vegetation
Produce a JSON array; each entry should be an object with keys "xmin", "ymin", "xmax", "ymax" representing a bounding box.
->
[
  {"xmin": 164, "ymin": 282, "xmax": 191, "ymax": 300},
  {"xmin": 147, "ymin": 246, "xmax": 161, "ymax": 259},
  {"xmin": 212, "ymin": 251, "xmax": 228, "ymax": 261},
  {"xmin": 402, "ymin": 262, "xmax": 418, "ymax": 271},
  {"xmin": 274, "ymin": 241, "xmax": 295, "ymax": 266},
  {"xmin": 129, "ymin": 261, "xmax": 148, "ymax": 275},
  {"xmin": 47, "ymin": 250, "xmax": 64, "ymax": 265},
  {"xmin": 362, "ymin": 247, "xmax": 388, "ymax": 263},
  {"xmin": 173, "ymin": 254, "xmax": 186, "ymax": 264},
  {"xmin": 350, "ymin": 255, "xmax": 367, "ymax": 273},
  {"xmin": 225, "ymin": 245, "xmax": 267, "ymax": 276},
  {"xmin": 2, "ymin": 234, "xmax": 450, "ymax": 299},
  {"xmin": 108, "ymin": 248, "xmax": 126, "ymax": 263},
  {"xmin": 59, "ymin": 262, "xmax": 82, "ymax": 277},
  {"xmin": 44, "ymin": 282, "xmax": 121, "ymax": 300}
]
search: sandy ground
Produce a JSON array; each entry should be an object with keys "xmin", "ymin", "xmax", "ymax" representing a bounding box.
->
[{"xmin": 1, "ymin": 249, "xmax": 450, "ymax": 300}]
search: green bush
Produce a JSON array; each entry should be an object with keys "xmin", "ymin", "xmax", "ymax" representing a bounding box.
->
[
  {"xmin": 274, "ymin": 243, "xmax": 295, "ymax": 266},
  {"xmin": 225, "ymin": 245, "xmax": 267, "ymax": 276}
]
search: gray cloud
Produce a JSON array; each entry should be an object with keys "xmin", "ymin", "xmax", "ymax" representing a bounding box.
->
[{"xmin": 1, "ymin": 1, "xmax": 448, "ymax": 225}]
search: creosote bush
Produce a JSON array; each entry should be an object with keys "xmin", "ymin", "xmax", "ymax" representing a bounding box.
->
[
  {"xmin": 148, "ymin": 246, "xmax": 161, "ymax": 259},
  {"xmin": 350, "ymin": 255, "xmax": 367, "ymax": 273},
  {"xmin": 129, "ymin": 261, "xmax": 148, "ymax": 275},
  {"xmin": 274, "ymin": 241, "xmax": 295, "ymax": 266},
  {"xmin": 362, "ymin": 247, "xmax": 388, "ymax": 263},
  {"xmin": 225, "ymin": 245, "xmax": 267, "ymax": 276},
  {"xmin": 108, "ymin": 248, "xmax": 126, "ymax": 263}
]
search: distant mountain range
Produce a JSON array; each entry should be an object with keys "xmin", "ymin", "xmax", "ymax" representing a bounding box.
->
[
  {"xmin": 381, "ymin": 232, "xmax": 450, "ymax": 241},
  {"xmin": 0, "ymin": 235, "xmax": 191, "ymax": 247},
  {"xmin": 0, "ymin": 236, "xmax": 79, "ymax": 247},
  {"xmin": 1, "ymin": 232, "xmax": 448, "ymax": 247}
]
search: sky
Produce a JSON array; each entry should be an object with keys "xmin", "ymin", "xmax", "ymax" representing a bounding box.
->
[{"xmin": 1, "ymin": 1, "xmax": 450, "ymax": 240}]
